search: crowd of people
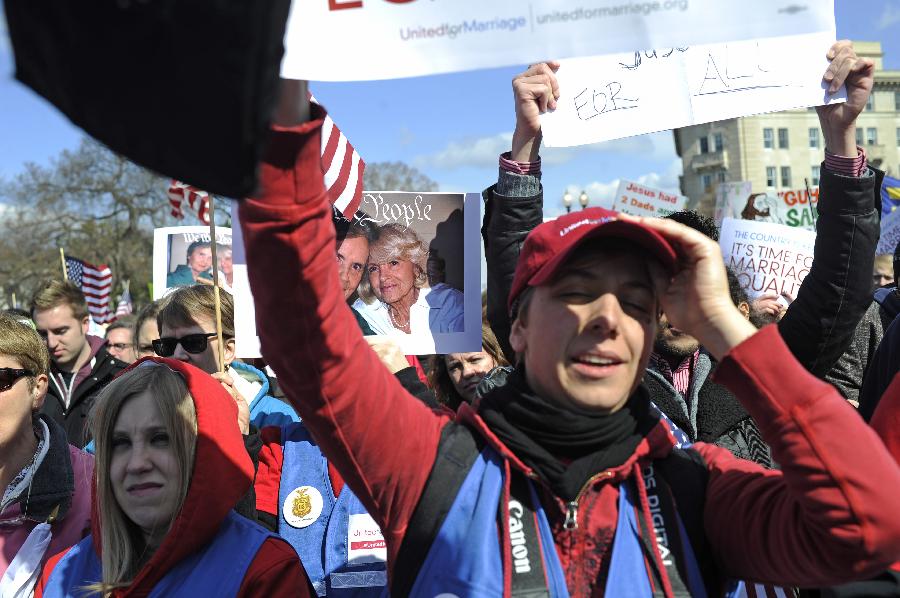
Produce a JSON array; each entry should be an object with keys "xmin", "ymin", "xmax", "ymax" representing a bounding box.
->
[{"xmin": 2, "ymin": 40, "xmax": 900, "ymax": 598}]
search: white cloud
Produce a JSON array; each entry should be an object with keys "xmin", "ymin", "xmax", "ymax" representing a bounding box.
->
[
  {"xmin": 415, "ymin": 130, "xmax": 677, "ymax": 170},
  {"xmin": 879, "ymin": 2, "xmax": 900, "ymax": 29}
]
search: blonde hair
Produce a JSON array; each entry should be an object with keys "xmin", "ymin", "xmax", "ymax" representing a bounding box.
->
[
  {"xmin": 874, "ymin": 254, "xmax": 893, "ymax": 274},
  {"xmin": 30, "ymin": 279, "xmax": 89, "ymax": 321},
  {"xmin": 88, "ymin": 364, "xmax": 197, "ymax": 595},
  {"xmin": 358, "ymin": 223, "xmax": 429, "ymax": 304},
  {"xmin": 0, "ymin": 312, "xmax": 50, "ymax": 383},
  {"xmin": 157, "ymin": 285, "xmax": 235, "ymax": 338}
]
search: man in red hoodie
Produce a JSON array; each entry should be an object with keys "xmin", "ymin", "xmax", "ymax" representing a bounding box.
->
[{"xmin": 238, "ymin": 68, "xmax": 900, "ymax": 596}]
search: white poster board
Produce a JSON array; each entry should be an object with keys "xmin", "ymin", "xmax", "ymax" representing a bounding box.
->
[
  {"xmin": 281, "ymin": 0, "xmax": 835, "ymax": 81},
  {"xmin": 614, "ymin": 180, "xmax": 686, "ymax": 218},
  {"xmin": 152, "ymin": 226, "xmax": 233, "ymax": 300},
  {"xmin": 719, "ymin": 217, "xmax": 816, "ymax": 300},
  {"xmin": 233, "ymin": 193, "xmax": 483, "ymax": 358},
  {"xmin": 736, "ymin": 187, "xmax": 820, "ymax": 231},
  {"xmin": 714, "ymin": 181, "xmax": 753, "ymax": 226},
  {"xmin": 878, "ymin": 208, "xmax": 900, "ymax": 256},
  {"xmin": 541, "ymin": 30, "xmax": 845, "ymax": 147}
]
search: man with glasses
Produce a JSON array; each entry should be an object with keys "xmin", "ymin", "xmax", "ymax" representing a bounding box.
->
[
  {"xmin": 154, "ymin": 284, "xmax": 298, "ymax": 430},
  {"xmin": 30, "ymin": 280, "xmax": 125, "ymax": 447},
  {"xmin": 103, "ymin": 315, "xmax": 137, "ymax": 365}
]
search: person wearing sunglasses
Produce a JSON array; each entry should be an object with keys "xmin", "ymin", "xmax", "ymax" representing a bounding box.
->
[
  {"xmin": 155, "ymin": 284, "xmax": 298, "ymax": 431},
  {"xmin": 0, "ymin": 313, "xmax": 93, "ymax": 597},
  {"xmin": 30, "ymin": 280, "xmax": 126, "ymax": 448}
]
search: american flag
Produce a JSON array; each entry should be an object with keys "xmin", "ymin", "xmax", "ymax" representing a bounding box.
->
[
  {"xmin": 115, "ymin": 283, "xmax": 133, "ymax": 317},
  {"xmin": 167, "ymin": 93, "xmax": 364, "ymax": 221},
  {"xmin": 65, "ymin": 257, "xmax": 114, "ymax": 324}
]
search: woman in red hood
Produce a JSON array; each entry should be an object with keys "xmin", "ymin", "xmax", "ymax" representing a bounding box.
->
[{"xmin": 35, "ymin": 357, "xmax": 310, "ymax": 597}]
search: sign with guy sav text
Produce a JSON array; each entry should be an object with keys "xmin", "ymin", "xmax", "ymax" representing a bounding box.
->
[
  {"xmin": 233, "ymin": 193, "xmax": 482, "ymax": 358},
  {"xmin": 719, "ymin": 218, "xmax": 816, "ymax": 300},
  {"xmin": 152, "ymin": 227, "xmax": 233, "ymax": 300},
  {"xmin": 281, "ymin": 0, "xmax": 835, "ymax": 81},
  {"xmin": 614, "ymin": 180, "xmax": 686, "ymax": 218},
  {"xmin": 541, "ymin": 30, "xmax": 845, "ymax": 147}
]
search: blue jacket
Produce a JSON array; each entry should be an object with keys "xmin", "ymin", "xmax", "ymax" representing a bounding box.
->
[{"xmin": 231, "ymin": 360, "xmax": 299, "ymax": 429}]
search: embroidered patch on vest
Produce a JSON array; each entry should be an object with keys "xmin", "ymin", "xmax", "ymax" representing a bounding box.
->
[{"xmin": 283, "ymin": 486, "xmax": 324, "ymax": 528}]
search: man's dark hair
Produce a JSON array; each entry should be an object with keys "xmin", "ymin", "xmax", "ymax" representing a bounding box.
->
[
  {"xmin": 333, "ymin": 207, "xmax": 378, "ymax": 246},
  {"xmin": 186, "ymin": 240, "xmax": 211, "ymax": 259},
  {"xmin": 726, "ymin": 268, "xmax": 748, "ymax": 308},
  {"xmin": 105, "ymin": 315, "xmax": 136, "ymax": 336},
  {"xmin": 664, "ymin": 210, "xmax": 719, "ymax": 242}
]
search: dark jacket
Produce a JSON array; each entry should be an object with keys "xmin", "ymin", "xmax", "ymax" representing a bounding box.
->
[
  {"xmin": 483, "ymin": 163, "xmax": 881, "ymax": 465},
  {"xmin": 827, "ymin": 287, "xmax": 900, "ymax": 403},
  {"xmin": 238, "ymin": 115, "xmax": 900, "ymax": 594},
  {"xmin": 859, "ymin": 313, "xmax": 900, "ymax": 420},
  {"xmin": 41, "ymin": 336, "xmax": 126, "ymax": 447}
]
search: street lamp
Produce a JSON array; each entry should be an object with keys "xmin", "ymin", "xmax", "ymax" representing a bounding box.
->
[
  {"xmin": 563, "ymin": 191, "xmax": 573, "ymax": 213},
  {"xmin": 579, "ymin": 191, "xmax": 589, "ymax": 209}
]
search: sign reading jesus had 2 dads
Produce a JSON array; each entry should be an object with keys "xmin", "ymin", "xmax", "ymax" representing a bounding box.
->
[
  {"xmin": 614, "ymin": 180, "xmax": 686, "ymax": 218},
  {"xmin": 719, "ymin": 217, "xmax": 816, "ymax": 300}
]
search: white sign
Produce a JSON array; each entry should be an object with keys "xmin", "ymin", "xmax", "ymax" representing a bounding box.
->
[
  {"xmin": 614, "ymin": 180, "xmax": 686, "ymax": 218},
  {"xmin": 719, "ymin": 217, "xmax": 816, "ymax": 300},
  {"xmin": 541, "ymin": 30, "xmax": 846, "ymax": 147},
  {"xmin": 232, "ymin": 204, "xmax": 262, "ymax": 359},
  {"xmin": 281, "ymin": 0, "xmax": 835, "ymax": 81},
  {"xmin": 878, "ymin": 208, "xmax": 900, "ymax": 255},
  {"xmin": 152, "ymin": 226, "xmax": 233, "ymax": 300},
  {"xmin": 347, "ymin": 514, "xmax": 387, "ymax": 565},
  {"xmin": 714, "ymin": 182, "xmax": 753, "ymax": 226}
]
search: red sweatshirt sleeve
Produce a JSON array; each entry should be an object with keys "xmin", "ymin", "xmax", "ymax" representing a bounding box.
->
[
  {"xmin": 870, "ymin": 373, "xmax": 900, "ymax": 460},
  {"xmin": 237, "ymin": 537, "xmax": 313, "ymax": 598},
  {"xmin": 696, "ymin": 325, "xmax": 900, "ymax": 586},
  {"xmin": 238, "ymin": 109, "xmax": 451, "ymax": 573}
]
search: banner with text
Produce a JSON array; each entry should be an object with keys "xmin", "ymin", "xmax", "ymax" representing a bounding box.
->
[
  {"xmin": 614, "ymin": 180, "xmax": 686, "ymax": 218},
  {"xmin": 541, "ymin": 30, "xmax": 844, "ymax": 147},
  {"xmin": 152, "ymin": 227, "xmax": 233, "ymax": 300},
  {"xmin": 282, "ymin": 0, "xmax": 835, "ymax": 81},
  {"xmin": 719, "ymin": 217, "xmax": 816, "ymax": 300},
  {"xmin": 878, "ymin": 208, "xmax": 900, "ymax": 255},
  {"xmin": 720, "ymin": 185, "xmax": 820, "ymax": 231}
]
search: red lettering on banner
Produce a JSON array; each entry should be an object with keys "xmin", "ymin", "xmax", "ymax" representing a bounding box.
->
[
  {"xmin": 778, "ymin": 187, "xmax": 819, "ymax": 207},
  {"xmin": 351, "ymin": 540, "xmax": 387, "ymax": 550}
]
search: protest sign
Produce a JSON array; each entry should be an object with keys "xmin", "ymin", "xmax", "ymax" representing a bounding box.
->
[
  {"xmin": 877, "ymin": 208, "xmax": 900, "ymax": 256},
  {"xmin": 231, "ymin": 207, "xmax": 261, "ymax": 359},
  {"xmin": 152, "ymin": 227, "xmax": 233, "ymax": 300},
  {"xmin": 714, "ymin": 182, "xmax": 753, "ymax": 226},
  {"xmin": 281, "ymin": 0, "xmax": 834, "ymax": 81},
  {"xmin": 733, "ymin": 186, "xmax": 820, "ymax": 231},
  {"xmin": 232, "ymin": 193, "xmax": 482, "ymax": 358},
  {"xmin": 541, "ymin": 30, "xmax": 845, "ymax": 147},
  {"xmin": 719, "ymin": 217, "xmax": 816, "ymax": 300},
  {"xmin": 614, "ymin": 180, "xmax": 686, "ymax": 218}
]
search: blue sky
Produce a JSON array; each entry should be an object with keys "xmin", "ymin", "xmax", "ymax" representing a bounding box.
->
[{"xmin": 1, "ymin": 0, "xmax": 898, "ymax": 221}]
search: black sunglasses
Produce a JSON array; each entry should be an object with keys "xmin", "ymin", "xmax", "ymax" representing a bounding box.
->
[
  {"xmin": 152, "ymin": 333, "xmax": 219, "ymax": 357},
  {"xmin": 0, "ymin": 368, "xmax": 35, "ymax": 392}
]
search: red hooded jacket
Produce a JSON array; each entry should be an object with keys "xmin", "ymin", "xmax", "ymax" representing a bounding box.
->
[
  {"xmin": 36, "ymin": 357, "xmax": 311, "ymax": 597},
  {"xmin": 236, "ymin": 106, "xmax": 900, "ymax": 596}
]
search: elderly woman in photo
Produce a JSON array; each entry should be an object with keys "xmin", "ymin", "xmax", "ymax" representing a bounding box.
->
[{"xmin": 353, "ymin": 223, "xmax": 464, "ymax": 336}]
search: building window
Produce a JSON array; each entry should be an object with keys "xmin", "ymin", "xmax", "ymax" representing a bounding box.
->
[
  {"xmin": 700, "ymin": 174, "xmax": 713, "ymax": 190},
  {"xmin": 809, "ymin": 128, "xmax": 820, "ymax": 149},
  {"xmin": 699, "ymin": 136, "xmax": 709, "ymax": 154},
  {"xmin": 713, "ymin": 132, "xmax": 723, "ymax": 152},
  {"xmin": 778, "ymin": 128, "xmax": 789, "ymax": 149},
  {"xmin": 866, "ymin": 95, "xmax": 874, "ymax": 111},
  {"xmin": 763, "ymin": 128, "xmax": 774, "ymax": 149},
  {"xmin": 896, "ymin": 91, "xmax": 900, "ymax": 111},
  {"xmin": 856, "ymin": 127, "xmax": 864, "ymax": 146},
  {"xmin": 896, "ymin": 127, "xmax": 900, "ymax": 147},
  {"xmin": 717, "ymin": 170, "xmax": 727, "ymax": 183},
  {"xmin": 811, "ymin": 165, "xmax": 820, "ymax": 186},
  {"xmin": 766, "ymin": 166, "xmax": 777, "ymax": 187},
  {"xmin": 867, "ymin": 127, "xmax": 878, "ymax": 146},
  {"xmin": 781, "ymin": 166, "xmax": 792, "ymax": 188}
]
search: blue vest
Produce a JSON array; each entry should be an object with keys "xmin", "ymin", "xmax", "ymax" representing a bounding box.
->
[
  {"xmin": 410, "ymin": 446, "xmax": 708, "ymax": 597},
  {"xmin": 42, "ymin": 511, "xmax": 273, "ymax": 597},
  {"xmin": 277, "ymin": 423, "xmax": 387, "ymax": 597}
]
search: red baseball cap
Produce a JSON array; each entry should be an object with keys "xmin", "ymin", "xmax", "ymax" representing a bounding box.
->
[{"xmin": 507, "ymin": 207, "xmax": 679, "ymax": 314}]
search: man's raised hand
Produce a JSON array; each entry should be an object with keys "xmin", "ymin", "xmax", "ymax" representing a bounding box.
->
[{"xmin": 510, "ymin": 62, "xmax": 560, "ymax": 163}]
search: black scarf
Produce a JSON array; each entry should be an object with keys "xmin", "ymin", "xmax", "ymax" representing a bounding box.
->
[{"xmin": 479, "ymin": 368, "xmax": 657, "ymax": 502}]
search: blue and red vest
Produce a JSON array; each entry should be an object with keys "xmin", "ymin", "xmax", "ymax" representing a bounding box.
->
[
  {"xmin": 277, "ymin": 423, "xmax": 387, "ymax": 597},
  {"xmin": 42, "ymin": 510, "xmax": 272, "ymax": 597},
  {"xmin": 409, "ymin": 445, "xmax": 709, "ymax": 597}
]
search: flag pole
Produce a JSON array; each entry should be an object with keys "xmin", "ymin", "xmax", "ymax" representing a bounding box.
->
[
  {"xmin": 60, "ymin": 248, "xmax": 68, "ymax": 281},
  {"xmin": 207, "ymin": 194, "xmax": 226, "ymax": 375}
]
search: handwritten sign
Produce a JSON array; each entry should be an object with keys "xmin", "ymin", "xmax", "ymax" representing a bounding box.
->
[
  {"xmin": 614, "ymin": 180, "xmax": 687, "ymax": 218},
  {"xmin": 877, "ymin": 208, "xmax": 900, "ymax": 255},
  {"xmin": 542, "ymin": 30, "xmax": 845, "ymax": 147},
  {"xmin": 282, "ymin": 0, "xmax": 835, "ymax": 81},
  {"xmin": 719, "ymin": 217, "xmax": 816, "ymax": 299}
]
